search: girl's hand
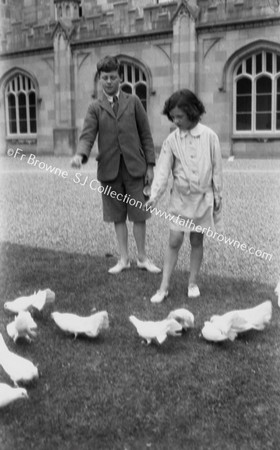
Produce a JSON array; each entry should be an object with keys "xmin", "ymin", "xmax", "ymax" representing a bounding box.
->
[
  {"xmin": 144, "ymin": 197, "xmax": 156, "ymax": 211},
  {"xmin": 71, "ymin": 154, "xmax": 83, "ymax": 169}
]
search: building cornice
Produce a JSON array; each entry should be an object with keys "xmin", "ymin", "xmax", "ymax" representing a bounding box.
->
[
  {"xmin": 196, "ymin": 14, "xmax": 280, "ymax": 33},
  {"xmin": 0, "ymin": 28, "xmax": 173, "ymax": 59},
  {"xmin": 71, "ymin": 28, "xmax": 173, "ymax": 49},
  {"xmin": 0, "ymin": 46, "xmax": 54, "ymax": 59}
]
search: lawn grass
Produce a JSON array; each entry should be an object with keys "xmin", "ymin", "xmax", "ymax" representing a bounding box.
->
[{"xmin": 0, "ymin": 156, "xmax": 279, "ymax": 450}]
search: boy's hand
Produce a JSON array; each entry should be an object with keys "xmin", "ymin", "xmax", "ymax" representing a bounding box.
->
[
  {"xmin": 145, "ymin": 165, "xmax": 154, "ymax": 185},
  {"xmin": 214, "ymin": 194, "xmax": 222, "ymax": 212},
  {"xmin": 71, "ymin": 155, "xmax": 83, "ymax": 169}
]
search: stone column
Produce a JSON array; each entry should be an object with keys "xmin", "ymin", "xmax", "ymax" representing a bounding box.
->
[
  {"xmin": 172, "ymin": 0, "xmax": 198, "ymax": 92},
  {"xmin": 52, "ymin": 22, "xmax": 76, "ymax": 155}
]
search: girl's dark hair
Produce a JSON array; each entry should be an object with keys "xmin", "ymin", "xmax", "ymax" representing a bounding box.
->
[
  {"xmin": 163, "ymin": 89, "xmax": 206, "ymax": 123},
  {"xmin": 97, "ymin": 56, "xmax": 121, "ymax": 77}
]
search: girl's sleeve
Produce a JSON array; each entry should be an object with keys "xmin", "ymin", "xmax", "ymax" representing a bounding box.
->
[
  {"xmin": 211, "ymin": 132, "xmax": 223, "ymax": 199},
  {"xmin": 150, "ymin": 138, "xmax": 174, "ymax": 204}
]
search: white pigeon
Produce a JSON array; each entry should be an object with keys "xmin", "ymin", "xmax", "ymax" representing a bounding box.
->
[
  {"xmin": 129, "ymin": 315, "xmax": 182, "ymax": 345},
  {"xmin": 202, "ymin": 300, "xmax": 272, "ymax": 342},
  {"xmin": 6, "ymin": 311, "xmax": 38, "ymax": 343},
  {"xmin": 4, "ymin": 289, "xmax": 55, "ymax": 314},
  {"xmin": 275, "ymin": 281, "xmax": 280, "ymax": 307},
  {"xmin": 167, "ymin": 308, "xmax": 194, "ymax": 330},
  {"xmin": 0, "ymin": 383, "xmax": 28, "ymax": 408},
  {"xmin": 51, "ymin": 311, "xmax": 109, "ymax": 339},
  {"xmin": 0, "ymin": 333, "xmax": 39, "ymax": 386},
  {"xmin": 201, "ymin": 321, "xmax": 229, "ymax": 342}
]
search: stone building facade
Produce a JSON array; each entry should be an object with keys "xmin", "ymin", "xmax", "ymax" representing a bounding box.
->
[{"xmin": 0, "ymin": 0, "xmax": 279, "ymax": 157}]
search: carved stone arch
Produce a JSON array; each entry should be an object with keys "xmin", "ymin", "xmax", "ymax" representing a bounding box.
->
[
  {"xmin": 0, "ymin": 67, "xmax": 40, "ymax": 99},
  {"xmin": 219, "ymin": 39, "xmax": 280, "ymax": 92}
]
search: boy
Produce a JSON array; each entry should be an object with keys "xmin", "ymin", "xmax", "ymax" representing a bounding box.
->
[{"xmin": 71, "ymin": 56, "xmax": 161, "ymax": 274}]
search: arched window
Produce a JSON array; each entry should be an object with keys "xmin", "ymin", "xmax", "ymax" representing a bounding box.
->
[
  {"xmin": 234, "ymin": 51, "xmax": 280, "ymax": 133},
  {"xmin": 119, "ymin": 62, "xmax": 147, "ymax": 110},
  {"xmin": 5, "ymin": 74, "xmax": 37, "ymax": 136}
]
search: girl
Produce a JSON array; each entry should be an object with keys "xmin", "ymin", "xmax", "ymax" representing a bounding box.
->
[{"xmin": 145, "ymin": 89, "xmax": 223, "ymax": 303}]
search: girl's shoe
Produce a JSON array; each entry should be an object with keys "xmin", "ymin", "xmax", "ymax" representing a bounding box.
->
[
  {"xmin": 188, "ymin": 284, "xmax": 200, "ymax": 298},
  {"xmin": 150, "ymin": 290, "xmax": 168, "ymax": 304}
]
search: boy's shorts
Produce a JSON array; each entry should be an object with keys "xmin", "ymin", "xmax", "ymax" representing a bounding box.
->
[{"xmin": 100, "ymin": 156, "xmax": 151, "ymax": 223}]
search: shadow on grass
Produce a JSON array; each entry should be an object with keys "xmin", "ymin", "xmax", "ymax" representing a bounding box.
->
[{"xmin": 0, "ymin": 241, "xmax": 279, "ymax": 450}]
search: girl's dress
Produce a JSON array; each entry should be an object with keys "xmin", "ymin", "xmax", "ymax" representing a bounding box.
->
[{"xmin": 150, "ymin": 122, "xmax": 223, "ymax": 233}]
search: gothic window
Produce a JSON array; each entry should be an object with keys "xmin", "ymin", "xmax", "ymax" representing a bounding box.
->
[
  {"xmin": 5, "ymin": 74, "xmax": 37, "ymax": 136},
  {"xmin": 234, "ymin": 51, "xmax": 280, "ymax": 133},
  {"xmin": 119, "ymin": 62, "xmax": 147, "ymax": 110}
]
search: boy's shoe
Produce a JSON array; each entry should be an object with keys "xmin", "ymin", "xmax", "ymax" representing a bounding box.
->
[
  {"xmin": 188, "ymin": 284, "xmax": 200, "ymax": 298},
  {"xmin": 150, "ymin": 290, "xmax": 169, "ymax": 304},
  {"xmin": 136, "ymin": 259, "xmax": 161, "ymax": 274},
  {"xmin": 108, "ymin": 261, "xmax": 131, "ymax": 274}
]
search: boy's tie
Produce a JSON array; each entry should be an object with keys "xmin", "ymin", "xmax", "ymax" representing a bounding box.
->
[{"xmin": 112, "ymin": 95, "xmax": 119, "ymax": 116}]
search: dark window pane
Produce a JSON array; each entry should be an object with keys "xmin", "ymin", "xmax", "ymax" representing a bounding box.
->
[
  {"xmin": 119, "ymin": 64, "xmax": 124, "ymax": 81},
  {"xmin": 30, "ymin": 120, "xmax": 37, "ymax": 133},
  {"xmin": 28, "ymin": 78, "xmax": 31, "ymax": 90},
  {"xmin": 246, "ymin": 58, "xmax": 252, "ymax": 74},
  {"xmin": 256, "ymin": 94, "xmax": 271, "ymax": 112},
  {"xmin": 18, "ymin": 92, "xmax": 27, "ymax": 132},
  {"xmin": 121, "ymin": 84, "xmax": 132, "ymax": 94},
  {"xmin": 29, "ymin": 91, "xmax": 36, "ymax": 106},
  {"xmin": 256, "ymin": 113, "xmax": 271, "ymax": 130},
  {"xmin": 127, "ymin": 64, "xmax": 132, "ymax": 82},
  {"xmin": 135, "ymin": 83, "xmax": 146, "ymax": 100},
  {"xmin": 237, "ymin": 63, "xmax": 242, "ymax": 75},
  {"xmin": 10, "ymin": 120, "xmax": 17, "ymax": 133},
  {"xmin": 277, "ymin": 94, "xmax": 280, "ymax": 111},
  {"xmin": 256, "ymin": 53, "xmax": 262, "ymax": 74},
  {"xmin": 135, "ymin": 83, "xmax": 147, "ymax": 110},
  {"xmin": 266, "ymin": 52, "xmax": 272, "ymax": 73},
  {"xmin": 12, "ymin": 80, "xmax": 15, "ymax": 91},
  {"xmin": 277, "ymin": 77, "xmax": 280, "ymax": 92},
  {"xmin": 236, "ymin": 113, "xmax": 251, "ymax": 130},
  {"xmin": 237, "ymin": 77, "xmax": 251, "ymax": 94},
  {"xmin": 237, "ymin": 95, "xmax": 251, "ymax": 112},
  {"xmin": 8, "ymin": 93, "xmax": 15, "ymax": 107},
  {"xmin": 29, "ymin": 105, "xmax": 36, "ymax": 120},
  {"xmin": 8, "ymin": 107, "xmax": 17, "ymax": 121},
  {"xmin": 277, "ymin": 55, "xmax": 280, "ymax": 73},
  {"xmin": 17, "ymin": 76, "xmax": 20, "ymax": 91},
  {"xmin": 256, "ymin": 76, "xmax": 272, "ymax": 94},
  {"xmin": 142, "ymin": 71, "xmax": 146, "ymax": 82},
  {"xmin": 19, "ymin": 120, "xmax": 27, "ymax": 133},
  {"xmin": 18, "ymin": 92, "xmax": 27, "ymax": 107},
  {"xmin": 276, "ymin": 113, "xmax": 280, "ymax": 130},
  {"xmin": 135, "ymin": 67, "xmax": 139, "ymax": 82}
]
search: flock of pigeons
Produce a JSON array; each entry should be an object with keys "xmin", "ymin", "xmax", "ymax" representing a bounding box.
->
[{"xmin": 0, "ymin": 282, "xmax": 279, "ymax": 409}]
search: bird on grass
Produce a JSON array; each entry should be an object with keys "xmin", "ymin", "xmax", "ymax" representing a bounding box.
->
[
  {"xmin": 51, "ymin": 311, "xmax": 109, "ymax": 339},
  {"xmin": 201, "ymin": 300, "xmax": 272, "ymax": 342},
  {"xmin": 129, "ymin": 315, "xmax": 182, "ymax": 345},
  {"xmin": 4, "ymin": 289, "xmax": 55, "ymax": 314},
  {"xmin": 167, "ymin": 308, "xmax": 194, "ymax": 330},
  {"xmin": 0, "ymin": 383, "xmax": 28, "ymax": 408},
  {"xmin": 0, "ymin": 333, "xmax": 39, "ymax": 386},
  {"xmin": 6, "ymin": 311, "xmax": 37, "ymax": 343}
]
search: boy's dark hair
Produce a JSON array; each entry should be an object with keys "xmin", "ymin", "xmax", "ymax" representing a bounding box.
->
[
  {"xmin": 97, "ymin": 56, "xmax": 121, "ymax": 77},
  {"xmin": 163, "ymin": 89, "xmax": 206, "ymax": 123}
]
